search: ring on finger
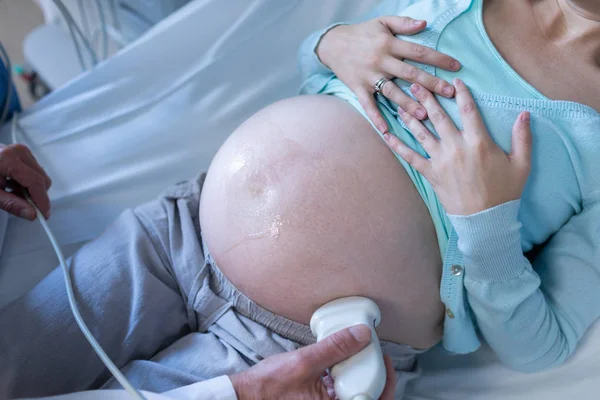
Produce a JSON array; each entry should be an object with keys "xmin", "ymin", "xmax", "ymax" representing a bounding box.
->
[{"xmin": 374, "ymin": 77, "xmax": 390, "ymax": 95}]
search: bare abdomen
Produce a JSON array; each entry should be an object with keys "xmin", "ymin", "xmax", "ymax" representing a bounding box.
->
[{"xmin": 199, "ymin": 95, "xmax": 444, "ymax": 349}]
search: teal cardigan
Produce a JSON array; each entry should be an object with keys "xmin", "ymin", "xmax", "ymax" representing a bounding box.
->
[{"xmin": 298, "ymin": 0, "xmax": 600, "ymax": 372}]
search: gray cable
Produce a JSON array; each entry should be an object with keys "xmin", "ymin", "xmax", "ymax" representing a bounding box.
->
[
  {"xmin": 0, "ymin": 42, "xmax": 13, "ymax": 127},
  {"xmin": 12, "ymin": 115, "xmax": 146, "ymax": 400},
  {"xmin": 62, "ymin": 6, "xmax": 88, "ymax": 71},
  {"xmin": 51, "ymin": 0, "xmax": 98, "ymax": 70},
  {"xmin": 76, "ymin": 0, "xmax": 91, "ymax": 40},
  {"xmin": 56, "ymin": 0, "xmax": 97, "ymax": 62},
  {"xmin": 94, "ymin": 0, "xmax": 109, "ymax": 60},
  {"xmin": 109, "ymin": 0, "xmax": 121, "ymax": 31},
  {"xmin": 53, "ymin": 0, "xmax": 88, "ymax": 71}
]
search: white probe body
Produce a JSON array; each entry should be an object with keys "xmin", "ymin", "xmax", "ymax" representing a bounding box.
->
[{"xmin": 310, "ymin": 296, "xmax": 386, "ymax": 400}]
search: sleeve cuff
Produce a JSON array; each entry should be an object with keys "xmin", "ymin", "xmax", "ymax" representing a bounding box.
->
[
  {"xmin": 448, "ymin": 200, "xmax": 526, "ymax": 282},
  {"xmin": 298, "ymin": 23, "xmax": 344, "ymax": 78},
  {"xmin": 162, "ymin": 375, "xmax": 238, "ymax": 400},
  {"xmin": 209, "ymin": 376, "xmax": 237, "ymax": 400}
]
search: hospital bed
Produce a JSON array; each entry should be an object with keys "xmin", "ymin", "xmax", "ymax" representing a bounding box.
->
[{"xmin": 1, "ymin": 0, "xmax": 599, "ymax": 398}]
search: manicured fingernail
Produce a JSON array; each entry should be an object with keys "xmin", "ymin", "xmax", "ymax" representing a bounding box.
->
[
  {"xmin": 377, "ymin": 125, "xmax": 387, "ymax": 133},
  {"xmin": 349, "ymin": 325, "xmax": 371, "ymax": 342},
  {"xmin": 410, "ymin": 84, "xmax": 420, "ymax": 94},
  {"xmin": 398, "ymin": 106, "xmax": 405, "ymax": 115},
  {"xmin": 453, "ymin": 78, "xmax": 463, "ymax": 86},
  {"xmin": 451, "ymin": 60, "xmax": 461, "ymax": 70},
  {"xmin": 413, "ymin": 19, "xmax": 425, "ymax": 26},
  {"xmin": 21, "ymin": 209, "xmax": 35, "ymax": 220},
  {"xmin": 416, "ymin": 108, "xmax": 426, "ymax": 119},
  {"xmin": 443, "ymin": 86, "xmax": 454, "ymax": 97},
  {"xmin": 383, "ymin": 133, "xmax": 391, "ymax": 141},
  {"xmin": 521, "ymin": 111, "xmax": 530, "ymax": 123}
]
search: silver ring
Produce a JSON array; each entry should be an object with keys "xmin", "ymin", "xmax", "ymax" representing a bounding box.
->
[{"xmin": 374, "ymin": 77, "xmax": 389, "ymax": 94}]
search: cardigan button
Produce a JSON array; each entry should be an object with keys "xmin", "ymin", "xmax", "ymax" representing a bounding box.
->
[
  {"xmin": 446, "ymin": 308, "xmax": 455, "ymax": 319},
  {"xmin": 451, "ymin": 265, "xmax": 463, "ymax": 276}
]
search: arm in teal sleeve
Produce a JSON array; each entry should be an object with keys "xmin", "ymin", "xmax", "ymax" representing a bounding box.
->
[
  {"xmin": 298, "ymin": 0, "xmax": 414, "ymax": 83},
  {"xmin": 449, "ymin": 201, "xmax": 600, "ymax": 372}
]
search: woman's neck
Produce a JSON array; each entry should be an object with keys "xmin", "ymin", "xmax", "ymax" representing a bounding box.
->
[
  {"xmin": 563, "ymin": 0, "xmax": 600, "ymax": 21},
  {"xmin": 483, "ymin": 0, "xmax": 600, "ymax": 110},
  {"xmin": 532, "ymin": 0, "xmax": 600, "ymax": 63}
]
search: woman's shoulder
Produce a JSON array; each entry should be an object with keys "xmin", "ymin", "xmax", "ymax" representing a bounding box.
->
[{"xmin": 376, "ymin": 0, "xmax": 471, "ymax": 19}]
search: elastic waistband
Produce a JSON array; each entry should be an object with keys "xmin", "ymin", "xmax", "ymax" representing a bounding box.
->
[
  {"xmin": 200, "ymin": 242, "xmax": 427, "ymax": 363},
  {"xmin": 202, "ymin": 241, "xmax": 316, "ymax": 345}
]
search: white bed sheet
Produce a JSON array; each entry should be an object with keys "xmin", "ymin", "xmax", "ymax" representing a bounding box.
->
[
  {"xmin": 1, "ymin": 0, "xmax": 599, "ymax": 398},
  {"xmin": 0, "ymin": 0, "xmax": 379, "ymax": 307}
]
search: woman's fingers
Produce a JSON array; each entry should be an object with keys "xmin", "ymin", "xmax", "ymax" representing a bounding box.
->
[
  {"xmin": 379, "ymin": 16, "xmax": 461, "ymax": 72},
  {"xmin": 383, "ymin": 131, "xmax": 431, "ymax": 178},
  {"xmin": 379, "ymin": 16, "xmax": 428, "ymax": 36},
  {"xmin": 391, "ymin": 39, "xmax": 460, "ymax": 73},
  {"xmin": 357, "ymin": 88, "xmax": 390, "ymax": 134},
  {"xmin": 385, "ymin": 56, "xmax": 455, "ymax": 98},
  {"xmin": 375, "ymin": 78, "xmax": 427, "ymax": 120},
  {"xmin": 409, "ymin": 84, "xmax": 459, "ymax": 139},
  {"xmin": 397, "ymin": 106, "xmax": 439, "ymax": 155},
  {"xmin": 453, "ymin": 78, "xmax": 491, "ymax": 142},
  {"xmin": 510, "ymin": 111, "xmax": 533, "ymax": 171}
]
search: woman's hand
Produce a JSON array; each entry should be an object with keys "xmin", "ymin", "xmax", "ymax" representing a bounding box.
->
[
  {"xmin": 316, "ymin": 16, "xmax": 461, "ymax": 134},
  {"xmin": 383, "ymin": 79, "xmax": 532, "ymax": 216},
  {"xmin": 229, "ymin": 324, "xmax": 396, "ymax": 399},
  {"xmin": 0, "ymin": 144, "xmax": 51, "ymax": 220}
]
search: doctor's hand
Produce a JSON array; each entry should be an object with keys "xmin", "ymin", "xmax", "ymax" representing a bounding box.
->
[
  {"xmin": 316, "ymin": 16, "xmax": 461, "ymax": 134},
  {"xmin": 229, "ymin": 324, "xmax": 396, "ymax": 400},
  {"xmin": 0, "ymin": 143, "xmax": 52, "ymax": 220},
  {"xmin": 384, "ymin": 79, "xmax": 532, "ymax": 216}
]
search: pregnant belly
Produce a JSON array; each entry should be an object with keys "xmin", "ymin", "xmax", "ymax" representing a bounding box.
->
[{"xmin": 199, "ymin": 95, "xmax": 444, "ymax": 349}]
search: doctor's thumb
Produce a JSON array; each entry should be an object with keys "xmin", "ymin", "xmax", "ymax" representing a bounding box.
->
[{"xmin": 302, "ymin": 324, "xmax": 372, "ymax": 373}]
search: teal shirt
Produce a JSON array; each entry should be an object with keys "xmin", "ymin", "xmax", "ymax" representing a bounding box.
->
[
  {"xmin": 299, "ymin": 0, "xmax": 600, "ymax": 372},
  {"xmin": 437, "ymin": 0, "xmax": 544, "ymax": 100}
]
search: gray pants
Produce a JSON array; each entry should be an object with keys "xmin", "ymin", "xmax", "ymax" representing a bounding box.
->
[{"xmin": 0, "ymin": 174, "xmax": 422, "ymax": 400}]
